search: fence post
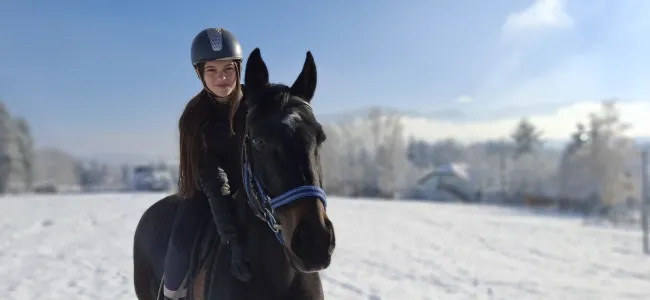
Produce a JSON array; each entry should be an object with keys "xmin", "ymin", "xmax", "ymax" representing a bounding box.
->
[{"xmin": 641, "ymin": 150, "xmax": 649, "ymax": 255}]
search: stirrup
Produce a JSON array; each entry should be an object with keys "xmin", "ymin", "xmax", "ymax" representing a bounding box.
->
[{"xmin": 160, "ymin": 273, "xmax": 188, "ymax": 300}]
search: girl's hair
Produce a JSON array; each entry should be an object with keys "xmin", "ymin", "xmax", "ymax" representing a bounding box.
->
[{"xmin": 177, "ymin": 61, "xmax": 243, "ymax": 199}]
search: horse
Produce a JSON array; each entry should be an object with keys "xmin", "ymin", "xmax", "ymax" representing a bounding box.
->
[{"xmin": 132, "ymin": 48, "xmax": 336, "ymax": 300}]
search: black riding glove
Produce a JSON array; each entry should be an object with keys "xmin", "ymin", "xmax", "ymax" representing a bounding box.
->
[{"xmin": 228, "ymin": 236, "xmax": 251, "ymax": 282}]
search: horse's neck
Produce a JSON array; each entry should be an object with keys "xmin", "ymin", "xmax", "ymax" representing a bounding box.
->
[
  {"xmin": 243, "ymin": 207, "xmax": 298, "ymax": 288},
  {"xmin": 234, "ymin": 191, "xmax": 320, "ymax": 297}
]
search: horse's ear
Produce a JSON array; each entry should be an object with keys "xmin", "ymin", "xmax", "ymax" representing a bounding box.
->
[
  {"xmin": 244, "ymin": 48, "xmax": 269, "ymax": 92},
  {"xmin": 290, "ymin": 51, "xmax": 317, "ymax": 102}
]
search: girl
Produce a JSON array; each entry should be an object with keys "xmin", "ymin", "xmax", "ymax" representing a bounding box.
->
[{"xmin": 163, "ymin": 27, "xmax": 250, "ymax": 300}]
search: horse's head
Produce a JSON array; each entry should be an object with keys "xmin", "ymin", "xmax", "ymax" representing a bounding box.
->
[{"xmin": 241, "ymin": 48, "xmax": 335, "ymax": 272}]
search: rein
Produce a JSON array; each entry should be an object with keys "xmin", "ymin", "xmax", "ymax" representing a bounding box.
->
[{"xmin": 240, "ymin": 102, "xmax": 328, "ymax": 245}]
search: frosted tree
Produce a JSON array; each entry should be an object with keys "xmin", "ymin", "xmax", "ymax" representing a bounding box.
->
[
  {"xmin": 76, "ymin": 161, "xmax": 110, "ymax": 190},
  {"xmin": 509, "ymin": 118, "xmax": 545, "ymax": 195},
  {"xmin": 510, "ymin": 117, "xmax": 543, "ymax": 159},
  {"xmin": 558, "ymin": 122, "xmax": 589, "ymax": 201},
  {"xmin": 470, "ymin": 140, "xmax": 514, "ymax": 195},
  {"xmin": 406, "ymin": 139, "xmax": 432, "ymax": 169},
  {"xmin": 374, "ymin": 114, "xmax": 411, "ymax": 198},
  {"xmin": 585, "ymin": 101, "xmax": 637, "ymax": 208},
  {"xmin": 407, "ymin": 137, "xmax": 466, "ymax": 169},
  {"xmin": 0, "ymin": 101, "xmax": 16, "ymax": 193},
  {"xmin": 319, "ymin": 108, "xmax": 416, "ymax": 198},
  {"xmin": 559, "ymin": 100, "xmax": 638, "ymax": 216},
  {"xmin": 320, "ymin": 122, "xmax": 370, "ymax": 196},
  {"xmin": 367, "ymin": 108, "xmax": 384, "ymax": 150},
  {"xmin": 14, "ymin": 117, "xmax": 34, "ymax": 191},
  {"xmin": 320, "ymin": 124, "xmax": 345, "ymax": 194},
  {"xmin": 360, "ymin": 109, "xmax": 416, "ymax": 198},
  {"xmin": 121, "ymin": 164, "xmax": 131, "ymax": 188},
  {"xmin": 430, "ymin": 138, "xmax": 466, "ymax": 166}
]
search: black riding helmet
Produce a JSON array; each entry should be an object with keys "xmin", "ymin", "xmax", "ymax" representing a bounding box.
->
[
  {"xmin": 191, "ymin": 28, "xmax": 243, "ymax": 98},
  {"xmin": 191, "ymin": 28, "xmax": 242, "ymax": 65}
]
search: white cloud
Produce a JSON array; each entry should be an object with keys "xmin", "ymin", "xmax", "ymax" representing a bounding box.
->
[
  {"xmin": 455, "ymin": 95, "xmax": 473, "ymax": 104},
  {"xmin": 502, "ymin": 0, "xmax": 574, "ymax": 36},
  {"xmin": 468, "ymin": 2, "xmax": 598, "ymax": 114},
  {"xmin": 400, "ymin": 100, "xmax": 650, "ymax": 143},
  {"xmin": 488, "ymin": 53, "xmax": 604, "ymax": 108}
]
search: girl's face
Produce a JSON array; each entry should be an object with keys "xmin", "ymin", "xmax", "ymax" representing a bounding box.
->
[{"xmin": 202, "ymin": 60, "xmax": 237, "ymax": 98}]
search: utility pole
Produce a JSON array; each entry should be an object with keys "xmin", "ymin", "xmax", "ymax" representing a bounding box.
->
[{"xmin": 641, "ymin": 149, "xmax": 649, "ymax": 255}]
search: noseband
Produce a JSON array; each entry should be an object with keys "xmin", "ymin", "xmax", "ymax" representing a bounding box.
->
[{"xmin": 241, "ymin": 101, "xmax": 327, "ymax": 245}]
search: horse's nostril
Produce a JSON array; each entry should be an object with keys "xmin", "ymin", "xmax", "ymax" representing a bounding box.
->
[
  {"xmin": 325, "ymin": 219, "xmax": 335, "ymax": 254},
  {"xmin": 291, "ymin": 220, "xmax": 327, "ymax": 256}
]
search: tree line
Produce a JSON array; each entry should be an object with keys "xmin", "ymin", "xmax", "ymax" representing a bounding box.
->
[
  {"xmin": 7, "ymin": 95, "xmax": 642, "ymax": 217},
  {"xmin": 319, "ymin": 100, "xmax": 644, "ymax": 216}
]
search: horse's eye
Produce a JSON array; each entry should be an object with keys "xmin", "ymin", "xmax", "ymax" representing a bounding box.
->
[{"xmin": 252, "ymin": 138, "xmax": 266, "ymax": 146}]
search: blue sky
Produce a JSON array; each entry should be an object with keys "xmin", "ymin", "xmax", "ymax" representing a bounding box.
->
[{"xmin": 1, "ymin": 0, "xmax": 650, "ymax": 158}]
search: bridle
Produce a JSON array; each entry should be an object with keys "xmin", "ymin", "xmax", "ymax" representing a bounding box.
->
[{"xmin": 240, "ymin": 99, "xmax": 327, "ymax": 245}]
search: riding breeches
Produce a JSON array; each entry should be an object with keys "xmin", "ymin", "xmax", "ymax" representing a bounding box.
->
[{"xmin": 163, "ymin": 196, "xmax": 210, "ymax": 295}]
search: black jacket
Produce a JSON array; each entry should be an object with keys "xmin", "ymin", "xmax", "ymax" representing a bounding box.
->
[{"xmin": 196, "ymin": 91, "xmax": 248, "ymax": 244}]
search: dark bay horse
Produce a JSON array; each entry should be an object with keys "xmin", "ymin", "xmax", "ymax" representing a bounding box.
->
[{"xmin": 133, "ymin": 48, "xmax": 336, "ymax": 300}]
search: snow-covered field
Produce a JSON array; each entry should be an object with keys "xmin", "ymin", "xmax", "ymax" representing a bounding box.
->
[{"xmin": 1, "ymin": 193, "xmax": 649, "ymax": 300}]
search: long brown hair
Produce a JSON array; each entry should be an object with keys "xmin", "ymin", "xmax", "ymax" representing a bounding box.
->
[{"xmin": 177, "ymin": 61, "xmax": 243, "ymax": 199}]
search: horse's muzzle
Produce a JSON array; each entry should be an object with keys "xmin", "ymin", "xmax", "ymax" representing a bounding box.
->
[{"xmin": 290, "ymin": 216, "xmax": 335, "ymax": 272}]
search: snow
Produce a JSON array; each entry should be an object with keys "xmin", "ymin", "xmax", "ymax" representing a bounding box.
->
[{"xmin": 1, "ymin": 193, "xmax": 649, "ymax": 300}]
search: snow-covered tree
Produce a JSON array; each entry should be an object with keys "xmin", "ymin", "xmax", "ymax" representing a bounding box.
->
[
  {"xmin": 0, "ymin": 101, "xmax": 29, "ymax": 193},
  {"xmin": 406, "ymin": 139, "xmax": 432, "ymax": 169},
  {"xmin": 76, "ymin": 161, "xmax": 110, "ymax": 190},
  {"xmin": 508, "ymin": 152, "xmax": 557, "ymax": 196},
  {"xmin": 511, "ymin": 117, "xmax": 543, "ymax": 159},
  {"xmin": 121, "ymin": 164, "xmax": 131, "ymax": 188},
  {"xmin": 0, "ymin": 101, "xmax": 11, "ymax": 193},
  {"xmin": 429, "ymin": 138, "xmax": 466, "ymax": 167},
  {"xmin": 557, "ymin": 122, "xmax": 589, "ymax": 200},
  {"xmin": 508, "ymin": 118, "xmax": 549, "ymax": 195},
  {"xmin": 14, "ymin": 117, "xmax": 34, "ymax": 191},
  {"xmin": 559, "ymin": 100, "xmax": 639, "ymax": 214},
  {"xmin": 374, "ymin": 114, "xmax": 411, "ymax": 198},
  {"xmin": 321, "ymin": 123, "xmax": 364, "ymax": 195},
  {"xmin": 407, "ymin": 138, "xmax": 465, "ymax": 169},
  {"xmin": 319, "ymin": 108, "xmax": 416, "ymax": 198}
]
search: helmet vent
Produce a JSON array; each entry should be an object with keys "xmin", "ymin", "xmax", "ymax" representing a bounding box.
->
[{"xmin": 206, "ymin": 28, "xmax": 223, "ymax": 52}]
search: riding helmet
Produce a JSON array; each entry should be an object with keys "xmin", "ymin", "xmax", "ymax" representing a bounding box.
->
[{"xmin": 190, "ymin": 28, "xmax": 242, "ymax": 66}]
